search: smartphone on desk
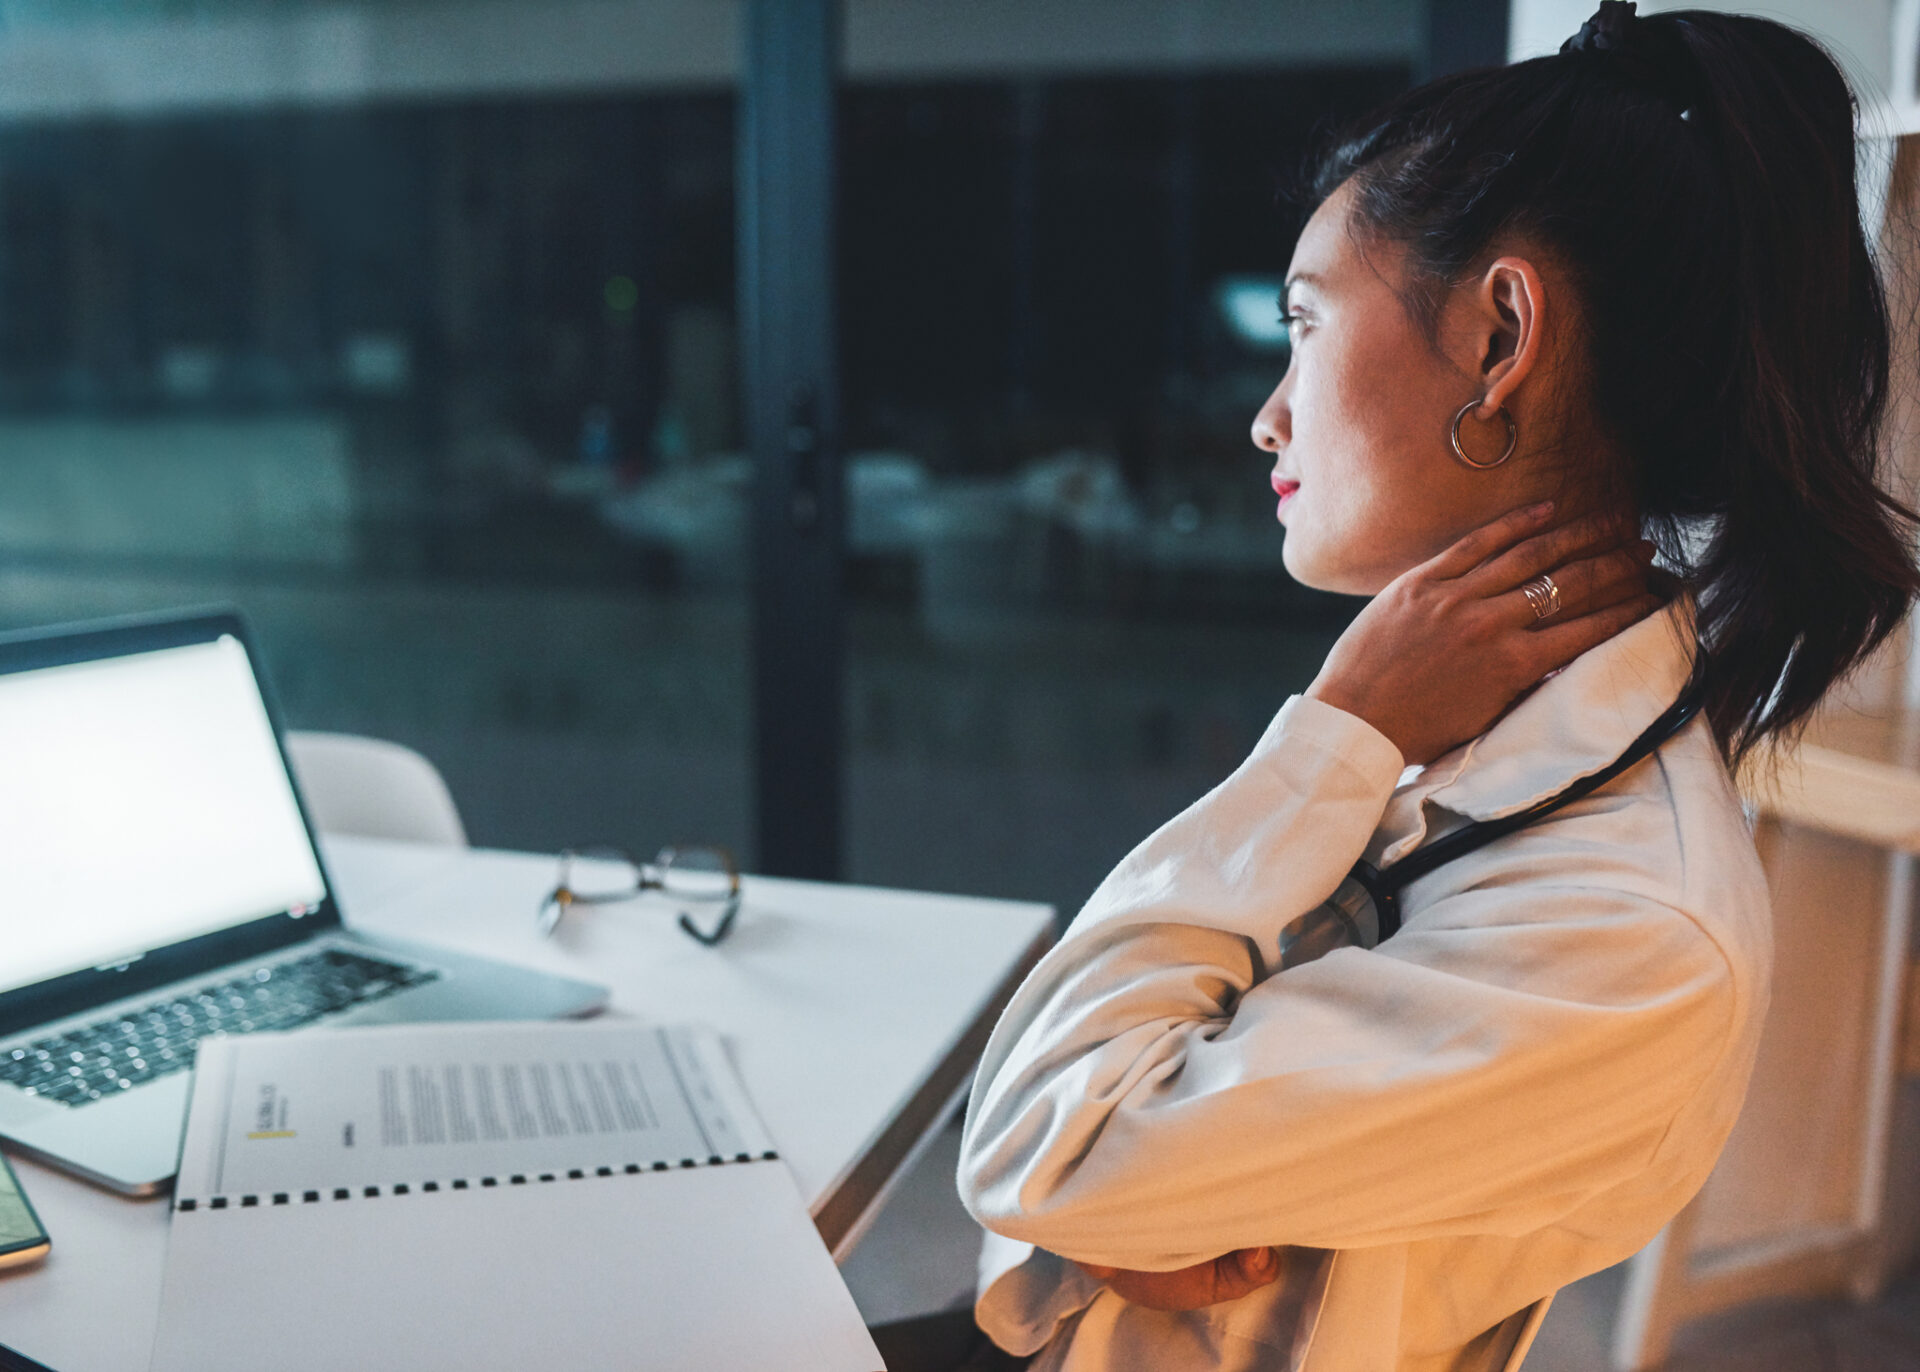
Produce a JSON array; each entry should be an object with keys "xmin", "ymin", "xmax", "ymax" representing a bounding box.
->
[{"xmin": 0, "ymin": 1149, "xmax": 49, "ymax": 1271}]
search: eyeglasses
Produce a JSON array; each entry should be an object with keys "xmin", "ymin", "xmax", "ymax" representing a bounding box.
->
[{"xmin": 537, "ymin": 844, "xmax": 743, "ymax": 946}]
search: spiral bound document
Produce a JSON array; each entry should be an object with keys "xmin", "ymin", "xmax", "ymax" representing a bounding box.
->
[{"xmin": 148, "ymin": 1020, "xmax": 882, "ymax": 1372}]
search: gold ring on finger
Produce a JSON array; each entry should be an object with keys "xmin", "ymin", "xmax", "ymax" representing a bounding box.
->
[{"xmin": 1522, "ymin": 573, "xmax": 1562, "ymax": 621}]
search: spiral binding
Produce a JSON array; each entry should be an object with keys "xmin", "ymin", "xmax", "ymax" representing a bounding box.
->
[{"xmin": 174, "ymin": 1148, "xmax": 781, "ymax": 1212}]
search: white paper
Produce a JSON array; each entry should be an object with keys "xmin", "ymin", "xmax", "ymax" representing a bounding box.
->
[
  {"xmin": 151, "ymin": 1021, "xmax": 881, "ymax": 1372},
  {"xmin": 175, "ymin": 1020, "xmax": 770, "ymax": 1199}
]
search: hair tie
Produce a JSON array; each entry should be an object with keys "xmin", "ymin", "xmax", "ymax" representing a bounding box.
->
[
  {"xmin": 1563, "ymin": 0, "xmax": 1638, "ymax": 55},
  {"xmin": 1561, "ymin": 0, "xmax": 1704, "ymax": 116}
]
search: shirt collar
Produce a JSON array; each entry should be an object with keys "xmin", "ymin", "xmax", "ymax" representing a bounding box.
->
[
  {"xmin": 1432, "ymin": 596, "xmax": 1698, "ymax": 820},
  {"xmin": 1372, "ymin": 597, "xmax": 1697, "ymax": 865}
]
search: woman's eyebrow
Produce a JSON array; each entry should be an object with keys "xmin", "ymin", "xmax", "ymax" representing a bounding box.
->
[{"xmin": 1283, "ymin": 272, "xmax": 1323, "ymax": 303}]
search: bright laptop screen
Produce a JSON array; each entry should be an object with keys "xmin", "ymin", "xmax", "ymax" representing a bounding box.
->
[{"xmin": 0, "ymin": 633, "xmax": 325, "ymax": 995}]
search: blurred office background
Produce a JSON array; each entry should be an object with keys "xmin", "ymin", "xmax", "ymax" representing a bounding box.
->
[
  {"xmin": 12, "ymin": 4, "xmax": 1920, "ymax": 1369},
  {"xmin": 0, "ymin": 0, "xmax": 1438, "ymax": 919},
  {"xmin": 0, "ymin": 1, "xmax": 1894, "ymax": 922}
]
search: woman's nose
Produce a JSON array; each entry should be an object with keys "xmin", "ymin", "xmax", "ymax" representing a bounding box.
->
[{"xmin": 1251, "ymin": 388, "xmax": 1288, "ymax": 453}]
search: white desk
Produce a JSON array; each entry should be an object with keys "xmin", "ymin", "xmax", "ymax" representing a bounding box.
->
[{"xmin": 0, "ymin": 835, "xmax": 1054, "ymax": 1372}]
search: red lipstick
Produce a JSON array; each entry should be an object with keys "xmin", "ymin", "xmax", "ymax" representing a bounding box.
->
[{"xmin": 1271, "ymin": 474, "xmax": 1300, "ymax": 516}]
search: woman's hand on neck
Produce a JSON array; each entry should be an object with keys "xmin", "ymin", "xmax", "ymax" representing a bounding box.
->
[{"xmin": 1303, "ymin": 504, "xmax": 1660, "ymax": 767}]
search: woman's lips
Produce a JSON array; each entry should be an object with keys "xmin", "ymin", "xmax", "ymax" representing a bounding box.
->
[{"xmin": 1271, "ymin": 475, "xmax": 1300, "ymax": 516}]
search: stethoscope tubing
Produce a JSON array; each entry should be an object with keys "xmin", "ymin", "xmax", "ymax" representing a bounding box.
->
[{"xmin": 1347, "ymin": 685, "xmax": 1707, "ymax": 943}]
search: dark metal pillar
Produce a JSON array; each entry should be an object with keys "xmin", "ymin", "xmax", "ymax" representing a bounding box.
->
[
  {"xmin": 1009, "ymin": 80, "xmax": 1043, "ymax": 415},
  {"xmin": 738, "ymin": 0, "xmax": 843, "ymax": 879}
]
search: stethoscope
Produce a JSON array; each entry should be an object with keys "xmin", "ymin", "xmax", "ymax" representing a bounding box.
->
[{"xmin": 1343, "ymin": 684, "xmax": 1707, "ymax": 944}]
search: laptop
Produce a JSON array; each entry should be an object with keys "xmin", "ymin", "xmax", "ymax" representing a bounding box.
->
[{"xmin": 0, "ymin": 608, "xmax": 609, "ymax": 1196}]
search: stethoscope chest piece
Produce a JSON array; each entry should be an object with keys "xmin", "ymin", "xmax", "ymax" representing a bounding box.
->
[{"xmin": 1277, "ymin": 870, "xmax": 1384, "ymax": 967}]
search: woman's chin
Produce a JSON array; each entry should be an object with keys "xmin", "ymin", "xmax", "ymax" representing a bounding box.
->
[
  {"xmin": 1281, "ymin": 538, "xmax": 1340, "ymax": 593},
  {"xmin": 1282, "ymin": 541, "xmax": 1387, "ymax": 598}
]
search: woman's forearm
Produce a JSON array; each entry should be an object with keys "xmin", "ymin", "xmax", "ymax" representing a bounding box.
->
[
  {"xmin": 955, "ymin": 700, "xmax": 1735, "ymax": 1271},
  {"xmin": 956, "ymin": 694, "xmax": 1404, "ymax": 1268}
]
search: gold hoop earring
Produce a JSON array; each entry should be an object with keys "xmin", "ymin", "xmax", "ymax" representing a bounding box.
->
[{"xmin": 1450, "ymin": 399, "xmax": 1518, "ymax": 470}]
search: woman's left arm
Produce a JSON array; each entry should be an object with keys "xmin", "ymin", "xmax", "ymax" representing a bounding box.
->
[
  {"xmin": 959, "ymin": 506, "xmax": 1700, "ymax": 1272},
  {"xmin": 955, "ymin": 698, "xmax": 1736, "ymax": 1272}
]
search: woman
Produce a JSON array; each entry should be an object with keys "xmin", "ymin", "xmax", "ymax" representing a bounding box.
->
[{"xmin": 954, "ymin": 5, "xmax": 1920, "ymax": 1371}]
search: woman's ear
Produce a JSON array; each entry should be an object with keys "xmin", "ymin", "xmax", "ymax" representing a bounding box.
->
[{"xmin": 1469, "ymin": 255, "xmax": 1545, "ymax": 418}]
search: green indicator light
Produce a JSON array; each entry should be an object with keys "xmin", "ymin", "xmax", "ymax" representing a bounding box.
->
[{"xmin": 603, "ymin": 275, "xmax": 639, "ymax": 313}]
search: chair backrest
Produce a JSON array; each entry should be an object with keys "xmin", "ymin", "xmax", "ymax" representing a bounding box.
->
[{"xmin": 284, "ymin": 731, "xmax": 468, "ymax": 848}]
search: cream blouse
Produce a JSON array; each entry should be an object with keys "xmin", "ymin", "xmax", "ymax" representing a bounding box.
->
[{"xmin": 956, "ymin": 602, "xmax": 1771, "ymax": 1372}]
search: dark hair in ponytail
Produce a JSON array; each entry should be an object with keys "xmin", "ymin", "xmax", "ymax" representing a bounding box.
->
[{"xmin": 1310, "ymin": 0, "xmax": 1919, "ymax": 764}]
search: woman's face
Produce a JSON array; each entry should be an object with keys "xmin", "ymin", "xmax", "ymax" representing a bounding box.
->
[{"xmin": 1253, "ymin": 182, "xmax": 1542, "ymax": 596}]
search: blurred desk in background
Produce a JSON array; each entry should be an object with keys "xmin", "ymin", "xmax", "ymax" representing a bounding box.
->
[{"xmin": 0, "ymin": 834, "xmax": 1053, "ymax": 1372}]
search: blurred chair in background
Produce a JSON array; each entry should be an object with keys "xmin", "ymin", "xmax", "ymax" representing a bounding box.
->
[{"xmin": 285, "ymin": 732, "xmax": 468, "ymax": 848}]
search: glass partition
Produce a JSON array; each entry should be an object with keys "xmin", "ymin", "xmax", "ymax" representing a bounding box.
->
[
  {"xmin": 0, "ymin": 6, "xmax": 748, "ymax": 856},
  {"xmin": 0, "ymin": 1, "xmax": 1423, "ymax": 901},
  {"xmin": 839, "ymin": 67, "xmax": 1408, "ymax": 917}
]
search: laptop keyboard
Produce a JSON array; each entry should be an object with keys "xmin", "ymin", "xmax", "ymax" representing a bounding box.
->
[{"xmin": 0, "ymin": 949, "xmax": 440, "ymax": 1107}]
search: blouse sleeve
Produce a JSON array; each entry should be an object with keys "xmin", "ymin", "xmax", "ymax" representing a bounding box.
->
[{"xmin": 955, "ymin": 695, "xmax": 1736, "ymax": 1272}]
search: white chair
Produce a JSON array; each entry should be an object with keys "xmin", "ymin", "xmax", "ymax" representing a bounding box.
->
[{"xmin": 284, "ymin": 731, "xmax": 469, "ymax": 848}]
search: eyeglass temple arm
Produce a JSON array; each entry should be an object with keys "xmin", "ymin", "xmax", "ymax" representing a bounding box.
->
[{"xmin": 678, "ymin": 902, "xmax": 741, "ymax": 946}]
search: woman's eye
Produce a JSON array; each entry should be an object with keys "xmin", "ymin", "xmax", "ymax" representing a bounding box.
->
[{"xmin": 1281, "ymin": 311, "xmax": 1305, "ymax": 342}]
